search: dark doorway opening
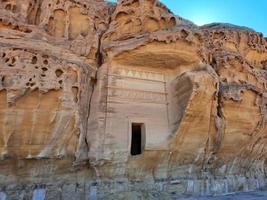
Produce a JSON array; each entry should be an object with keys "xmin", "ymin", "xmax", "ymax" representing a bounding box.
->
[{"xmin": 131, "ymin": 123, "xmax": 145, "ymax": 156}]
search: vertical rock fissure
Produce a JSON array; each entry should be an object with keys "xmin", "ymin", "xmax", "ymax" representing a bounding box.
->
[
  {"xmin": 213, "ymin": 84, "xmax": 226, "ymax": 155},
  {"xmin": 83, "ymin": 11, "xmax": 113, "ymax": 163}
]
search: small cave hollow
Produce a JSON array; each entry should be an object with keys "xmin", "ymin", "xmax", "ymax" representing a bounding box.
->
[
  {"xmin": 55, "ymin": 69, "xmax": 64, "ymax": 77},
  {"xmin": 31, "ymin": 56, "xmax": 38, "ymax": 64},
  {"xmin": 71, "ymin": 86, "xmax": 79, "ymax": 103}
]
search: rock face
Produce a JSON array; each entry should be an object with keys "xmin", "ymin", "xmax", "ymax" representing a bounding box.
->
[{"xmin": 0, "ymin": 0, "xmax": 266, "ymax": 199}]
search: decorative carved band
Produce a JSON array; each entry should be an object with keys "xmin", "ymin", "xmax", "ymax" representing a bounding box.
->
[{"xmin": 107, "ymin": 86, "xmax": 166, "ymax": 104}]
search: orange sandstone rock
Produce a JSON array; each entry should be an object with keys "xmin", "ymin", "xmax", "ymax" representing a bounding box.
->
[{"xmin": 0, "ymin": 0, "xmax": 266, "ymax": 198}]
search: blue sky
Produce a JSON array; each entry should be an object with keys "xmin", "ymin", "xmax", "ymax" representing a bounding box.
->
[{"xmin": 107, "ymin": 0, "xmax": 267, "ymax": 36}]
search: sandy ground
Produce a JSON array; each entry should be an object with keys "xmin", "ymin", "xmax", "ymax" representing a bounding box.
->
[{"xmin": 185, "ymin": 191, "xmax": 267, "ymax": 200}]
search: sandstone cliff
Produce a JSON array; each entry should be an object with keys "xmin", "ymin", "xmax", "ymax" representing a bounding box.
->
[{"xmin": 0, "ymin": 0, "xmax": 266, "ymax": 199}]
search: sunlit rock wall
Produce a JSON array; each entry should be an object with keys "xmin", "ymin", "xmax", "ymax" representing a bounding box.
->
[{"xmin": 0, "ymin": 0, "xmax": 266, "ymax": 199}]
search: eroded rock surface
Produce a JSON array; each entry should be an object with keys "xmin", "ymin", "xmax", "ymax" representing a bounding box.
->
[{"xmin": 0, "ymin": 0, "xmax": 266, "ymax": 199}]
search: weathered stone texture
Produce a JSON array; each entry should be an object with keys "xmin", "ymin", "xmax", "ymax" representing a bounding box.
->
[{"xmin": 0, "ymin": 0, "xmax": 266, "ymax": 198}]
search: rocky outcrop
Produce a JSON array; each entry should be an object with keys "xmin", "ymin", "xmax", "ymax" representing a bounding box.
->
[{"xmin": 0, "ymin": 0, "xmax": 266, "ymax": 199}]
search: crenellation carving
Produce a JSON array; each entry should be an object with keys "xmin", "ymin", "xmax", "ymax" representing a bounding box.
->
[{"xmin": 113, "ymin": 67, "xmax": 165, "ymax": 82}]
